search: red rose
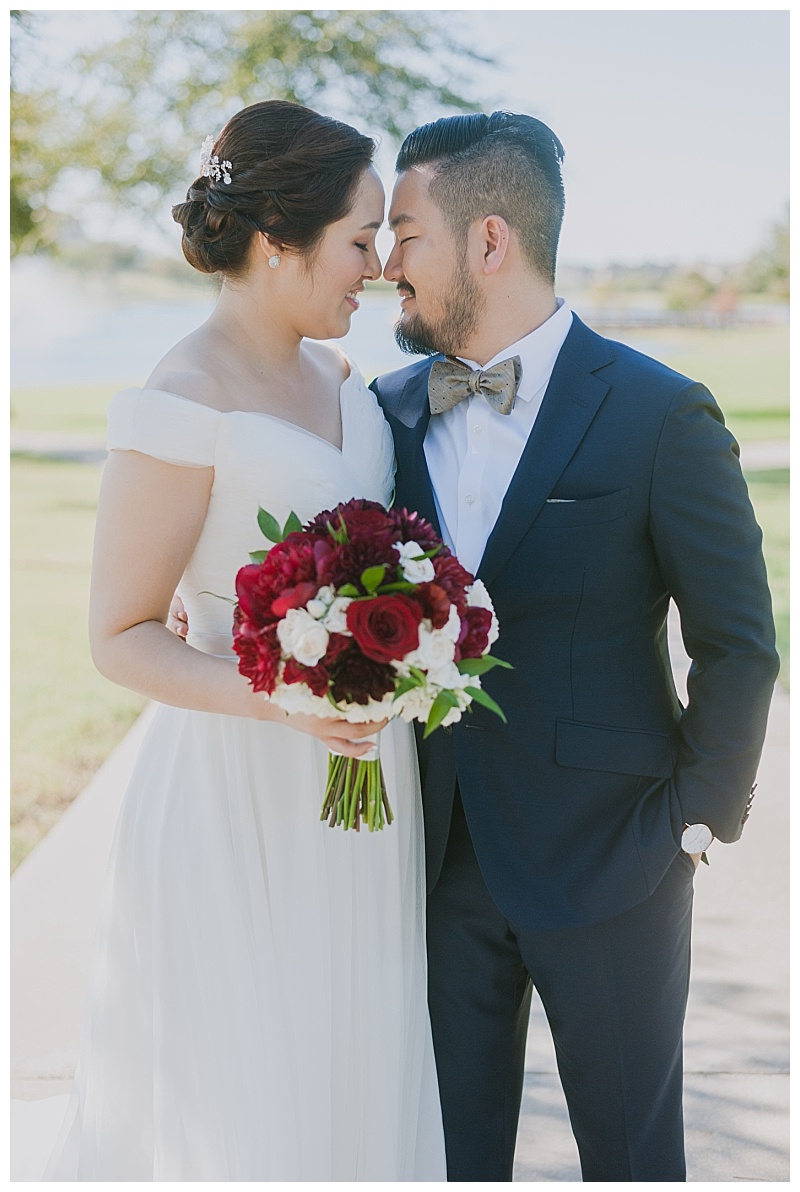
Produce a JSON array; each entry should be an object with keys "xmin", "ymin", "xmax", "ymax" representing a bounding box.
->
[
  {"xmin": 457, "ymin": 607, "xmax": 493, "ymax": 660},
  {"xmin": 346, "ymin": 595, "xmax": 422, "ymax": 663}
]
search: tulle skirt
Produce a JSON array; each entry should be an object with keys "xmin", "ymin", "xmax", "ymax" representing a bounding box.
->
[{"xmin": 33, "ymin": 704, "xmax": 444, "ymax": 1180}]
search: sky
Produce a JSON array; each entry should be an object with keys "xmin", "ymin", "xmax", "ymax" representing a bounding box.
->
[{"xmin": 24, "ymin": 7, "xmax": 789, "ymax": 268}]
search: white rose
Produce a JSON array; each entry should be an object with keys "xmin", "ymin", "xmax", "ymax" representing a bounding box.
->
[
  {"xmin": 322, "ymin": 596, "xmax": 353, "ymax": 635},
  {"xmin": 466, "ymin": 579, "xmax": 499, "ymax": 646},
  {"xmin": 394, "ymin": 540, "xmax": 435, "ymax": 584},
  {"xmin": 404, "ymin": 624, "xmax": 456, "ymax": 678},
  {"xmin": 441, "ymin": 603, "xmax": 462, "ymax": 643},
  {"xmin": 276, "ymin": 607, "xmax": 330, "ymax": 667}
]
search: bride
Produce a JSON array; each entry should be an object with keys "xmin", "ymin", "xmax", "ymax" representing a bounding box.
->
[{"xmin": 34, "ymin": 100, "xmax": 445, "ymax": 1180}]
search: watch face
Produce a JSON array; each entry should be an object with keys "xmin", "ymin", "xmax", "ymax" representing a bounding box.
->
[{"xmin": 682, "ymin": 823, "xmax": 713, "ymax": 853}]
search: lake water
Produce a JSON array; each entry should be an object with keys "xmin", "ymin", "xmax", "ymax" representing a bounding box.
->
[
  {"xmin": 11, "ymin": 260, "xmax": 421, "ymax": 387},
  {"xmin": 13, "ymin": 258, "xmax": 782, "ymax": 390}
]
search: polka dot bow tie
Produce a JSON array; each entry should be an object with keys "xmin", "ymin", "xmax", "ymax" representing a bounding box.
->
[{"xmin": 428, "ymin": 355, "xmax": 523, "ymax": 416}]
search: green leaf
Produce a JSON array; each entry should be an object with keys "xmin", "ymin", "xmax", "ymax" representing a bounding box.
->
[
  {"xmin": 377, "ymin": 581, "xmax": 419, "ymax": 594},
  {"xmin": 283, "ymin": 511, "xmax": 302, "ymax": 537},
  {"xmin": 464, "ymin": 686, "xmax": 507, "ymax": 723},
  {"xmin": 408, "ymin": 665, "xmax": 428, "ymax": 685},
  {"xmin": 423, "ymin": 690, "xmax": 460, "ymax": 739},
  {"xmin": 392, "ymin": 676, "xmax": 422, "ymax": 701},
  {"xmin": 248, "ymin": 549, "xmax": 268, "ymax": 564},
  {"xmin": 456, "ymin": 655, "xmax": 513, "ymax": 676},
  {"xmin": 410, "ymin": 545, "xmax": 442, "ymax": 560},
  {"xmin": 337, "ymin": 583, "xmax": 360, "ymax": 598},
  {"xmin": 257, "ymin": 507, "xmax": 283, "ymax": 543},
  {"xmin": 360, "ymin": 564, "xmax": 387, "ymax": 594},
  {"xmin": 325, "ymin": 513, "xmax": 350, "ymax": 545}
]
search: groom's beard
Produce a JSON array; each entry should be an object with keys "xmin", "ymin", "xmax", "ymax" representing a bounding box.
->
[{"xmin": 394, "ymin": 259, "xmax": 484, "ymax": 358}]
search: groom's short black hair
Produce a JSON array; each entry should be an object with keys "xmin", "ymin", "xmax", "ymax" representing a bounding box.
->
[{"xmin": 396, "ymin": 111, "xmax": 565, "ymax": 284}]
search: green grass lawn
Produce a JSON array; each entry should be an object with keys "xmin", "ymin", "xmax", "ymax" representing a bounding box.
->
[
  {"xmin": 10, "ymin": 382, "xmax": 129, "ymax": 437},
  {"xmin": 624, "ymin": 325, "xmax": 789, "ymax": 443},
  {"xmin": 742, "ymin": 469, "xmax": 790, "ymax": 684},
  {"xmin": 11, "ymin": 457, "xmax": 146, "ymax": 871}
]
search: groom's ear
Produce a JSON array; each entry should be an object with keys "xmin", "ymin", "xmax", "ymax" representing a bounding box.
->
[{"xmin": 473, "ymin": 215, "xmax": 510, "ymax": 276}]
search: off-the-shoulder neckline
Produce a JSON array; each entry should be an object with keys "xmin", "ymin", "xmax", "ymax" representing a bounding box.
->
[{"xmin": 122, "ymin": 366, "xmax": 361, "ymax": 456}]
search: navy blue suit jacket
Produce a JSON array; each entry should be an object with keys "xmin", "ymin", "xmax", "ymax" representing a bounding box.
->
[{"xmin": 370, "ymin": 316, "xmax": 779, "ymax": 930}]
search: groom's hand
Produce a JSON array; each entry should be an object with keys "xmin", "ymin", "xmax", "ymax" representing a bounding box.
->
[{"xmin": 168, "ymin": 594, "xmax": 189, "ymax": 638}]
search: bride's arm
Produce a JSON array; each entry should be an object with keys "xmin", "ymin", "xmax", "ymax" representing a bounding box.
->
[{"xmin": 89, "ymin": 450, "xmax": 381, "ymax": 756}]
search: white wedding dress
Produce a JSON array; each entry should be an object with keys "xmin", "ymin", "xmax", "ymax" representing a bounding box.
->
[{"xmin": 23, "ymin": 366, "xmax": 446, "ymax": 1180}]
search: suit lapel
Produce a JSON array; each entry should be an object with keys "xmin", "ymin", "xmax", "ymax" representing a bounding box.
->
[
  {"xmin": 388, "ymin": 367, "xmax": 442, "ymax": 535},
  {"xmin": 477, "ymin": 318, "xmax": 613, "ymax": 588}
]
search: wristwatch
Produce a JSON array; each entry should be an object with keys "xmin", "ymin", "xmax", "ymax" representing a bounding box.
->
[{"xmin": 681, "ymin": 823, "xmax": 713, "ymax": 855}]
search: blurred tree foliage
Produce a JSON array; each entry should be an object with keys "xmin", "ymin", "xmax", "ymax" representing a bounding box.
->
[
  {"xmin": 740, "ymin": 211, "xmax": 789, "ymax": 301},
  {"xmin": 663, "ymin": 268, "xmax": 716, "ymax": 313},
  {"xmin": 11, "ymin": 10, "xmax": 70, "ymax": 253},
  {"xmin": 11, "ymin": 9, "xmax": 488, "ymax": 255}
]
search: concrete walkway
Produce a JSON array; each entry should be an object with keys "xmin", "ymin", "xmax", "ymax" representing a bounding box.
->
[
  {"xmin": 9, "ymin": 433, "xmax": 791, "ymax": 473},
  {"xmin": 11, "ymin": 615, "xmax": 788, "ymax": 1180}
]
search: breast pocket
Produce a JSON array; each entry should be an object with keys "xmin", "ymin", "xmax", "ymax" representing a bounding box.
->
[{"xmin": 535, "ymin": 487, "xmax": 630, "ymax": 528}]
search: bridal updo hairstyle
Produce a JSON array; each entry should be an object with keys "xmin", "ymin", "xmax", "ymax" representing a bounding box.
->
[{"xmin": 172, "ymin": 101, "xmax": 375, "ymax": 277}]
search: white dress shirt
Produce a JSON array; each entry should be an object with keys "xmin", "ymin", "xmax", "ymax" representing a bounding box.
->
[{"xmin": 424, "ymin": 299, "xmax": 573, "ymax": 576}]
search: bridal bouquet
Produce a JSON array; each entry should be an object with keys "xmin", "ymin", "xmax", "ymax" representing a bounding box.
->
[{"xmin": 232, "ymin": 498, "xmax": 509, "ymax": 831}]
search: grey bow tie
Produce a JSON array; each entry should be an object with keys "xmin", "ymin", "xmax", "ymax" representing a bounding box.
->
[{"xmin": 428, "ymin": 355, "xmax": 522, "ymax": 417}]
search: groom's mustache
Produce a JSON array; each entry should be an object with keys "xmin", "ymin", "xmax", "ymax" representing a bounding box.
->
[{"xmin": 397, "ymin": 283, "xmax": 416, "ymax": 300}]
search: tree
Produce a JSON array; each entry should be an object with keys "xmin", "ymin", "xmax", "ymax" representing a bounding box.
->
[
  {"xmin": 11, "ymin": 10, "xmax": 490, "ymax": 255},
  {"xmin": 10, "ymin": 11, "xmax": 75, "ymax": 254},
  {"xmin": 663, "ymin": 268, "xmax": 716, "ymax": 313},
  {"xmin": 741, "ymin": 212, "xmax": 789, "ymax": 301}
]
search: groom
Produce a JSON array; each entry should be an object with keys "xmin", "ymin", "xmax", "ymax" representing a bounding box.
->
[{"xmin": 370, "ymin": 112, "xmax": 778, "ymax": 1181}]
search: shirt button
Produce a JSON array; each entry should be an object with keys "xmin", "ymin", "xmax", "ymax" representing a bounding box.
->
[
  {"xmin": 473, "ymin": 424, "xmax": 483, "ymax": 435},
  {"xmin": 465, "ymin": 494, "xmax": 475, "ymax": 505}
]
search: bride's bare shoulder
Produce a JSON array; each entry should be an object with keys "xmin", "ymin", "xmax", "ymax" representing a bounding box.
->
[
  {"xmin": 302, "ymin": 340, "xmax": 352, "ymax": 385},
  {"xmin": 144, "ymin": 332, "xmax": 228, "ymax": 410}
]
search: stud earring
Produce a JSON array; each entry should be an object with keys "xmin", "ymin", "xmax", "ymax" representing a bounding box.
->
[{"xmin": 268, "ymin": 254, "xmax": 281, "ymax": 269}]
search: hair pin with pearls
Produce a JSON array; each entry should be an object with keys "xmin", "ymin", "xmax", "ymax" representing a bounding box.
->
[{"xmin": 200, "ymin": 135, "xmax": 232, "ymax": 185}]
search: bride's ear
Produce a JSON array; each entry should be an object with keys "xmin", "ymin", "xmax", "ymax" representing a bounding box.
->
[{"xmin": 257, "ymin": 233, "xmax": 283, "ymax": 269}]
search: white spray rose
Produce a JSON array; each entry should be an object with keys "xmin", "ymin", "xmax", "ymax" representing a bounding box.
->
[
  {"xmin": 322, "ymin": 596, "xmax": 353, "ymax": 635},
  {"xmin": 276, "ymin": 607, "xmax": 330, "ymax": 667},
  {"xmin": 394, "ymin": 540, "xmax": 435, "ymax": 584},
  {"xmin": 306, "ymin": 585, "xmax": 335, "ymax": 619}
]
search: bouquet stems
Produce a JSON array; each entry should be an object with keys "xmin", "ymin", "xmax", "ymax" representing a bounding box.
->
[{"xmin": 321, "ymin": 754, "xmax": 394, "ymax": 831}]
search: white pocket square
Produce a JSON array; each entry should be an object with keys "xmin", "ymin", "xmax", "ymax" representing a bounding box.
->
[{"xmin": 546, "ymin": 498, "xmax": 576, "ymax": 503}]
